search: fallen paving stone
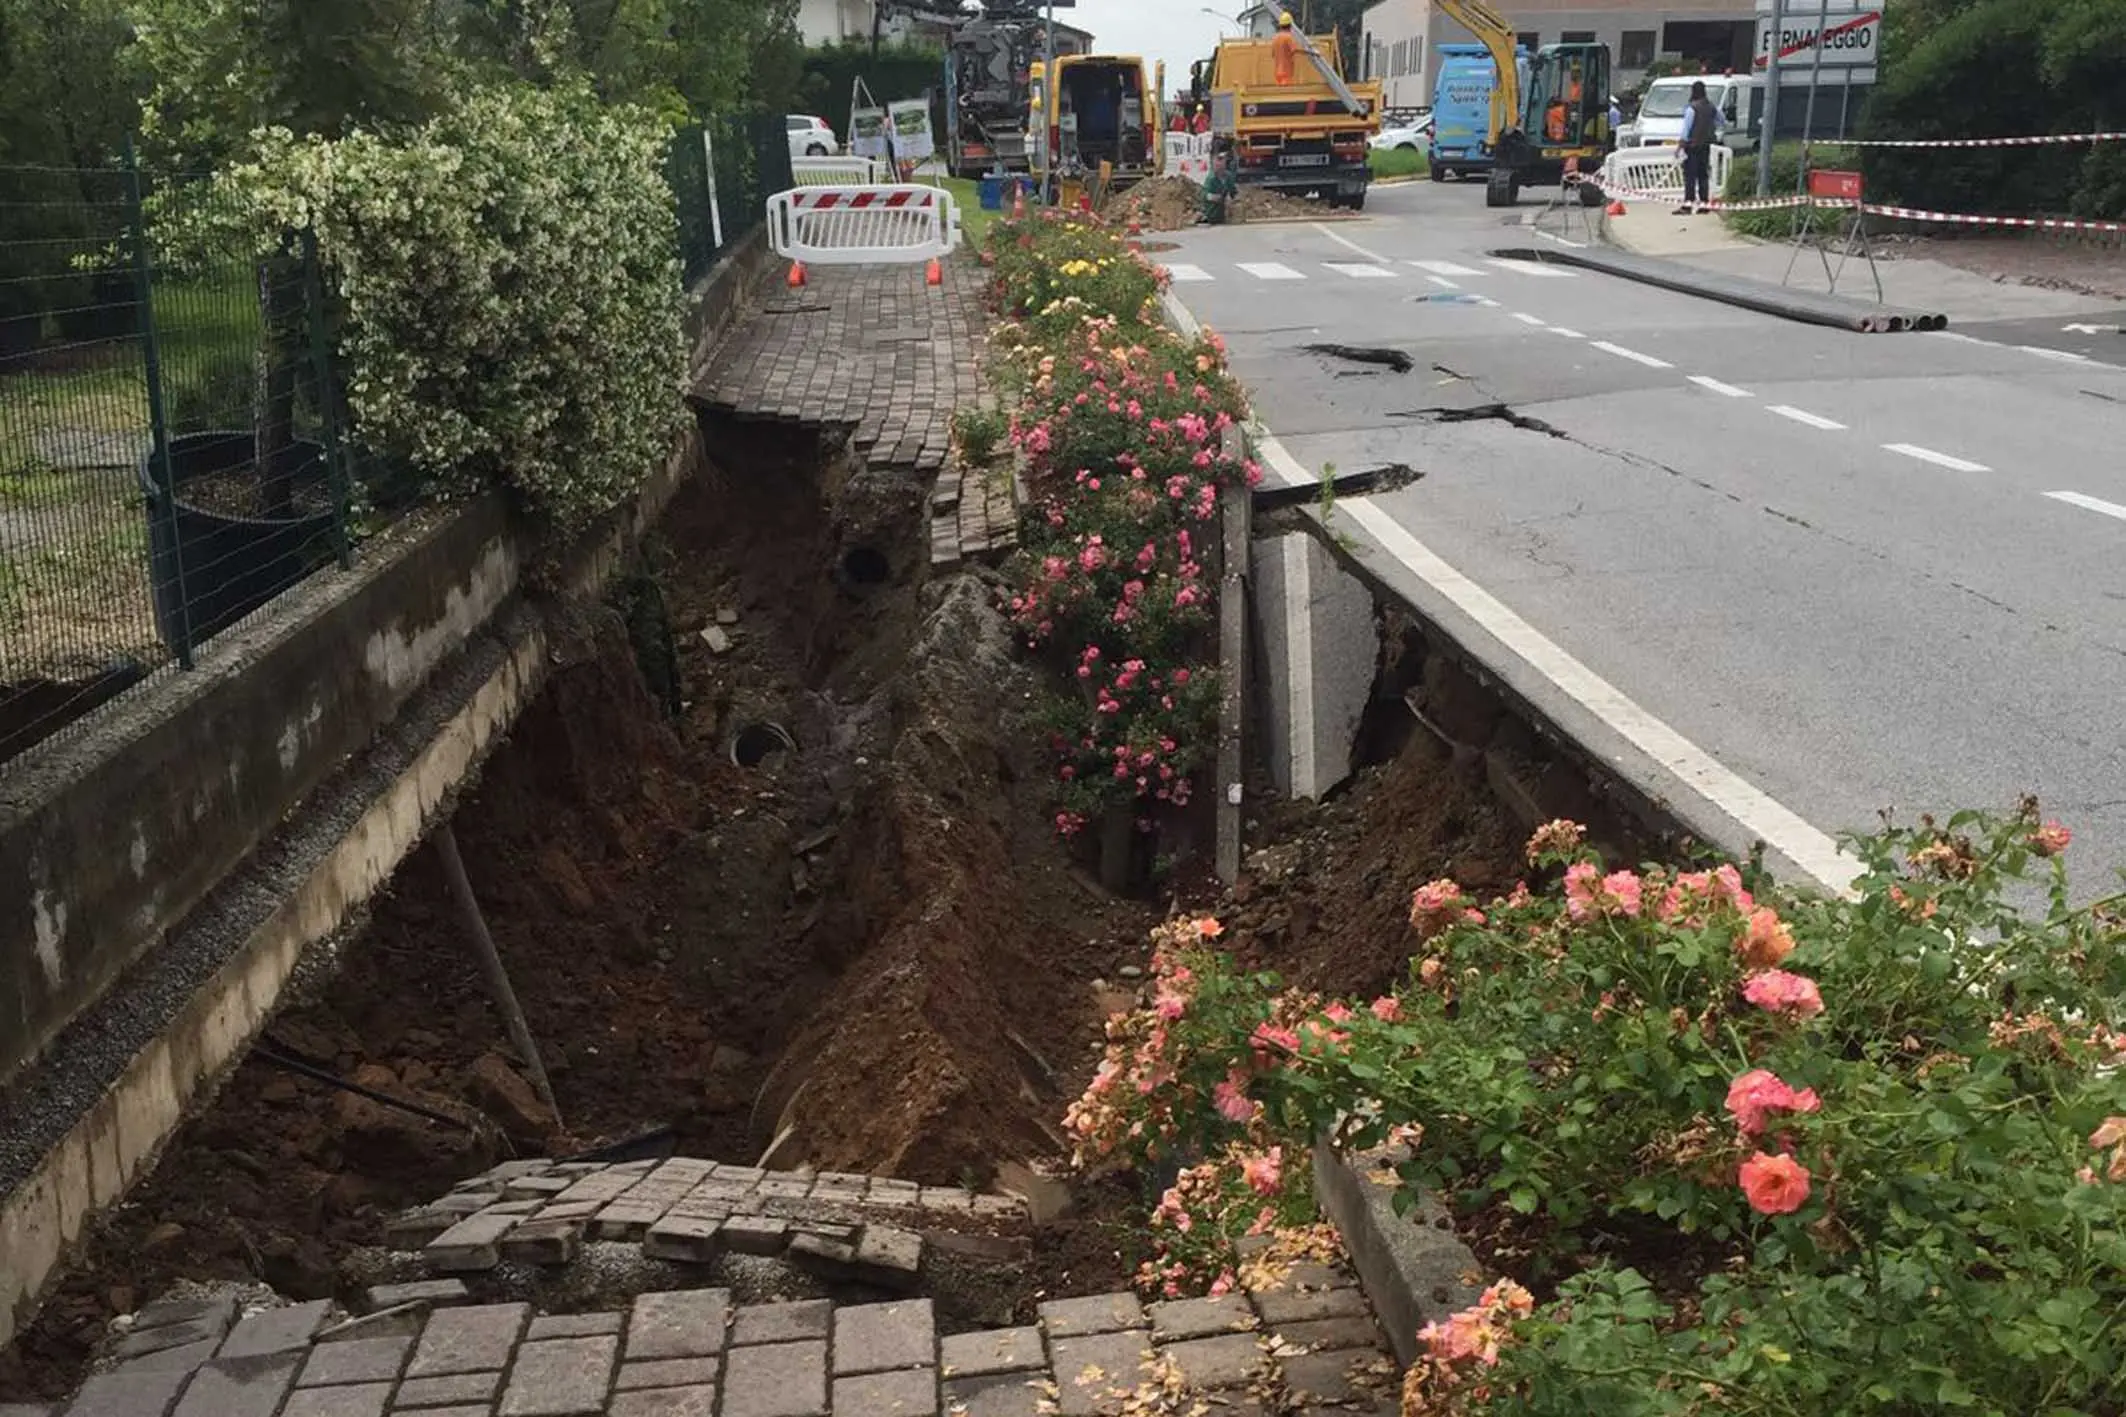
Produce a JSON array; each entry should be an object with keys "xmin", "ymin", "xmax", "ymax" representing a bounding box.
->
[
  {"xmin": 113, "ymin": 1315, "xmax": 227, "ymax": 1362},
  {"xmin": 917, "ymin": 1187, "xmax": 974, "ymax": 1212},
  {"xmin": 852, "ymin": 1226, "xmax": 925, "ymax": 1292},
  {"xmin": 293, "ymin": 1334, "xmax": 410, "ymax": 1387},
  {"xmin": 720, "ymin": 1215, "xmax": 789, "ymax": 1256},
  {"xmin": 363, "ymin": 1279, "xmax": 471, "ymax": 1313},
  {"xmin": 527, "ymin": 1312, "xmax": 624, "ymax": 1340},
  {"xmin": 832, "ymin": 1299, "xmax": 935, "ymax": 1375},
  {"xmin": 497, "ymin": 1334, "xmax": 619, "ymax": 1416},
  {"xmin": 131, "ymin": 1293, "xmax": 238, "ymax": 1336},
  {"xmin": 170, "ymin": 1353, "xmax": 300, "ymax": 1417},
  {"xmin": 115, "ymin": 1338, "xmax": 219, "ymax": 1373},
  {"xmin": 832, "ymin": 1368, "xmax": 938, "ymax": 1417},
  {"xmin": 219, "ymin": 1299, "xmax": 336, "ymax": 1360},
  {"xmin": 1038, "ymin": 1294, "xmax": 1147, "ymax": 1339},
  {"xmin": 939, "ymin": 1325, "xmax": 1045, "ymax": 1378},
  {"xmin": 643, "ymin": 1215, "xmax": 722, "ymax": 1264},
  {"xmin": 278, "ymin": 1382, "xmax": 392, "ymax": 1417},
  {"xmin": 731, "ymin": 1300, "xmax": 832, "ymax": 1348},
  {"xmin": 53, "ymin": 1368, "xmax": 190, "ymax": 1417},
  {"xmin": 500, "ymin": 1218, "xmax": 584, "ymax": 1267},
  {"xmin": 405, "ymin": 1303, "xmax": 529, "ymax": 1377},
  {"xmin": 390, "ymin": 1371, "xmax": 503, "ymax": 1408},
  {"xmin": 425, "ymin": 1212, "xmax": 522, "ymax": 1272},
  {"xmin": 784, "ymin": 1232, "xmax": 859, "ymax": 1280},
  {"xmin": 627, "ymin": 1290, "xmax": 732, "ymax": 1361},
  {"xmin": 593, "ymin": 1202, "xmax": 666, "ymax": 1241},
  {"xmin": 721, "ymin": 1339, "xmax": 828, "ymax": 1417},
  {"xmin": 1147, "ymin": 1295, "xmax": 1256, "ymax": 1343}
]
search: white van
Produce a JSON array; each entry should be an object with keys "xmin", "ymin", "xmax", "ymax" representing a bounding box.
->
[{"xmin": 1621, "ymin": 74, "xmax": 1760, "ymax": 155}]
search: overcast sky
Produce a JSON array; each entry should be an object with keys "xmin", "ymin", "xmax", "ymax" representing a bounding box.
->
[{"xmin": 1061, "ymin": 0, "xmax": 1246, "ymax": 95}]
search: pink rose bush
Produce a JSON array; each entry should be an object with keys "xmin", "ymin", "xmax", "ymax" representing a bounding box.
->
[
  {"xmin": 1069, "ymin": 804, "xmax": 2126, "ymax": 1414},
  {"xmin": 985, "ymin": 211, "xmax": 1253, "ymax": 835}
]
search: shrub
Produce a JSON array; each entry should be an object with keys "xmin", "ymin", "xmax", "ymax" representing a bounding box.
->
[
  {"xmin": 982, "ymin": 210, "xmax": 1257, "ymax": 835},
  {"xmin": 951, "ymin": 406, "xmax": 1007, "ymax": 465},
  {"xmin": 1073, "ymin": 805, "xmax": 2126, "ymax": 1414},
  {"xmin": 157, "ymin": 83, "xmax": 687, "ymax": 529}
]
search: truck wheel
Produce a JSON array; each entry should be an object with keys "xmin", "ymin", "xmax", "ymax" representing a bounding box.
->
[
  {"xmin": 1485, "ymin": 170, "xmax": 1515, "ymax": 207},
  {"xmin": 1346, "ymin": 189, "xmax": 1367, "ymax": 211},
  {"xmin": 1429, "ymin": 163, "xmax": 1447, "ymax": 182}
]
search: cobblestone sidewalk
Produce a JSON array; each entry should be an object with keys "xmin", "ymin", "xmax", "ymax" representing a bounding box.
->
[{"xmin": 33, "ymin": 1157, "xmax": 1404, "ymax": 1417}]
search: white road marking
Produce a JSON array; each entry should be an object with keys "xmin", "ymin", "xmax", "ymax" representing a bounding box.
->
[
  {"xmin": 1884, "ymin": 442, "xmax": 1991, "ymax": 473},
  {"xmin": 2018, "ymin": 344, "xmax": 2090, "ymax": 363},
  {"xmin": 1239, "ymin": 261, "xmax": 1306, "ymax": 281},
  {"xmin": 1326, "ymin": 262, "xmax": 1397, "ymax": 279},
  {"xmin": 1486, "ymin": 257, "xmax": 1575, "ymax": 278},
  {"xmin": 1591, "ymin": 340, "xmax": 1673, "ymax": 369},
  {"xmin": 1510, "ymin": 311, "xmax": 1547, "ymax": 326},
  {"xmin": 2046, "ymin": 490, "xmax": 2126, "ymax": 523},
  {"xmin": 1471, "ymin": 296, "xmax": 1501, "ymax": 307},
  {"xmin": 1314, "ymin": 223, "xmax": 1390, "ymax": 262},
  {"xmin": 1410, "ymin": 259, "xmax": 1482, "ymax": 277},
  {"xmin": 2064, "ymin": 322, "xmax": 2122, "ymax": 335},
  {"xmin": 1549, "ymin": 326, "xmax": 1586, "ymax": 338},
  {"xmin": 1426, "ymin": 275, "xmax": 1462, "ymax": 289},
  {"xmin": 1252, "ymin": 429, "xmax": 1858, "ymax": 898},
  {"xmin": 1689, "ymin": 375, "xmax": 1754, "ymax": 398},
  {"xmin": 1163, "ymin": 262, "xmax": 1213, "ymax": 283},
  {"xmin": 1769, "ymin": 405, "xmax": 1846, "ymax": 431}
]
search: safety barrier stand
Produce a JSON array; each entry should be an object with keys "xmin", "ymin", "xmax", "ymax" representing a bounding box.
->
[
  {"xmin": 1783, "ymin": 167, "xmax": 1882, "ymax": 302},
  {"xmin": 790, "ymin": 155, "xmax": 884, "ymax": 187},
  {"xmin": 765, "ymin": 184, "xmax": 963, "ymax": 268}
]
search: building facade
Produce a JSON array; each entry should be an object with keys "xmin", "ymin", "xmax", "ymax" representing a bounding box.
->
[{"xmin": 1360, "ymin": 0, "xmax": 1758, "ymax": 110}]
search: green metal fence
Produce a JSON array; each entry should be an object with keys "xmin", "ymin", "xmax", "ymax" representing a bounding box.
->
[
  {"xmin": 1, "ymin": 115, "xmax": 774, "ymax": 766},
  {"xmin": 0, "ymin": 150, "xmax": 363, "ymax": 764},
  {"xmin": 671, "ymin": 113, "xmax": 795, "ymax": 284}
]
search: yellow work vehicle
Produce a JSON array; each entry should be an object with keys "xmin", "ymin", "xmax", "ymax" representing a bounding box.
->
[
  {"xmin": 1206, "ymin": 31, "xmax": 1381, "ymax": 209},
  {"xmin": 1027, "ymin": 55, "xmax": 1166, "ymax": 203},
  {"xmin": 1437, "ymin": 0, "xmax": 1611, "ymax": 207}
]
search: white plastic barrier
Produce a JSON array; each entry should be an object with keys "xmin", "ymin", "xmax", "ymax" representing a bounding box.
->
[
  {"xmin": 790, "ymin": 155, "xmax": 883, "ymax": 187},
  {"xmin": 766, "ymin": 185, "xmax": 962, "ymax": 266},
  {"xmin": 1600, "ymin": 144, "xmax": 1733, "ymax": 200}
]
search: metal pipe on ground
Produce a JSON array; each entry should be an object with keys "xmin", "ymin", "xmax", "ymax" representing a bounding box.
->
[
  {"xmin": 432, "ymin": 821, "xmax": 562, "ymax": 1126},
  {"xmin": 1490, "ymin": 245, "xmax": 1947, "ymax": 335}
]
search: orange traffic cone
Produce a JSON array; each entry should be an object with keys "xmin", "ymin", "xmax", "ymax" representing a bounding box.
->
[
  {"xmin": 925, "ymin": 257, "xmax": 942, "ymax": 286},
  {"xmin": 1012, "ymin": 187, "xmax": 1027, "ymax": 219},
  {"xmin": 787, "ymin": 260, "xmax": 807, "ymax": 288},
  {"xmin": 1606, "ymin": 200, "xmax": 1627, "ymax": 217}
]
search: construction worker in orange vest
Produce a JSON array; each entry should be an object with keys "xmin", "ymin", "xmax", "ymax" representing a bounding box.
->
[
  {"xmin": 1191, "ymin": 103, "xmax": 1211, "ymax": 134},
  {"xmin": 1271, "ymin": 11, "xmax": 1300, "ymax": 85}
]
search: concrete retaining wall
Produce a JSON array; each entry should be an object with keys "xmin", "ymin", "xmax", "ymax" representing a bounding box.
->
[{"xmin": 0, "ymin": 236, "xmax": 772, "ymax": 1348}]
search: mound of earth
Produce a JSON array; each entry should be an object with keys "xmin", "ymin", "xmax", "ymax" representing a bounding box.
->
[{"xmin": 1108, "ymin": 175, "xmax": 1204, "ymax": 231}]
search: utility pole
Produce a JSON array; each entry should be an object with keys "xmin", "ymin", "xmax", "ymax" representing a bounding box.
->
[
  {"xmin": 1755, "ymin": 0, "xmax": 1784, "ymax": 196},
  {"xmin": 1799, "ymin": 0, "xmax": 1830, "ymax": 157},
  {"xmin": 1043, "ymin": 0, "xmax": 1055, "ymax": 201}
]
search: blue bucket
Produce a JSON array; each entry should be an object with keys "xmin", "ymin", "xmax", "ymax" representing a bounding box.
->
[{"xmin": 978, "ymin": 177, "xmax": 1004, "ymax": 210}]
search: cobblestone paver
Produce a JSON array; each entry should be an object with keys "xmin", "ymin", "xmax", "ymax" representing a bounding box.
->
[
  {"xmin": 49, "ymin": 1163, "xmax": 1400, "ymax": 1416},
  {"xmin": 693, "ymin": 263, "xmax": 981, "ymax": 477}
]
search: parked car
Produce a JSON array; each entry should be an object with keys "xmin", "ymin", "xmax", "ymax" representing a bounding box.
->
[
  {"xmin": 1370, "ymin": 112, "xmax": 1434, "ymax": 152},
  {"xmin": 786, "ymin": 114, "xmax": 839, "ymax": 159}
]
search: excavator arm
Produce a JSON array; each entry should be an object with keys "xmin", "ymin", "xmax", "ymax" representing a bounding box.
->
[{"xmin": 1434, "ymin": 0, "xmax": 1521, "ymax": 147}]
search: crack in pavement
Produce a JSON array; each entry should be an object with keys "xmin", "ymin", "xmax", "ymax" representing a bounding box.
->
[{"xmin": 1303, "ymin": 342, "xmax": 1416, "ymax": 373}]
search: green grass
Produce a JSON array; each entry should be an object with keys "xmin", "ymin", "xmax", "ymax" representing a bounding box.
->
[
  {"xmin": 1370, "ymin": 146, "xmax": 1429, "ymax": 181},
  {"xmin": 941, "ymin": 176, "xmax": 1002, "ymax": 251},
  {"xmin": 1722, "ymin": 141, "xmax": 1862, "ymax": 241}
]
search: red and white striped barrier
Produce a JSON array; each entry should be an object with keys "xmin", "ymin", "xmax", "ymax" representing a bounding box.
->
[
  {"xmin": 1600, "ymin": 178, "xmax": 2126, "ymax": 234},
  {"xmin": 766, "ymin": 185, "xmax": 962, "ymax": 266},
  {"xmin": 1825, "ymin": 131, "xmax": 2126, "ymax": 149}
]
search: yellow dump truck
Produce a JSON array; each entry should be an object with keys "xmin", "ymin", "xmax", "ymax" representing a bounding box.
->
[
  {"xmin": 1207, "ymin": 33, "xmax": 1382, "ymax": 209},
  {"xmin": 1027, "ymin": 55, "xmax": 1166, "ymax": 202}
]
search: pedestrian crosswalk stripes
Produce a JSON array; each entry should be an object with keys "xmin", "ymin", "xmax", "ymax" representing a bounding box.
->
[
  {"xmin": 1157, "ymin": 258, "xmax": 1578, "ymax": 285},
  {"xmin": 1408, "ymin": 259, "xmax": 1482, "ymax": 277}
]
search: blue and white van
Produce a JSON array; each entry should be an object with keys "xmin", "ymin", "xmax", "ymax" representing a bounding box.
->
[{"xmin": 1428, "ymin": 42, "xmax": 1528, "ymax": 180}]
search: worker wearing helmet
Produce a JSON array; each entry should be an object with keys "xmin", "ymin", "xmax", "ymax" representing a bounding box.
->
[
  {"xmin": 1271, "ymin": 11, "xmax": 1300, "ymax": 86},
  {"xmin": 1191, "ymin": 102, "xmax": 1211, "ymax": 134}
]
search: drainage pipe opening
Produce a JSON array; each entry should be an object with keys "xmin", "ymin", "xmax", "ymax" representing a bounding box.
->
[
  {"xmin": 729, "ymin": 721, "xmax": 797, "ymax": 769},
  {"xmin": 840, "ymin": 545, "xmax": 892, "ymax": 588}
]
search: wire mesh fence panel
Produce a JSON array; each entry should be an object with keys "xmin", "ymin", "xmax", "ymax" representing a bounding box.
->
[
  {"xmin": 0, "ymin": 162, "xmax": 164, "ymax": 761},
  {"xmin": 0, "ymin": 158, "xmax": 355, "ymax": 766},
  {"xmin": 671, "ymin": 114, "xmax": 799, "ymax": 282}
]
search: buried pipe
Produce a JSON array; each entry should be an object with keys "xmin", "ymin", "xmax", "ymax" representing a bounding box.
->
[
  {"xmin": 1251, "ymin": 463, "xmax": 1423, "ymax": 512},
  {"xmin": 729, "ymin": 721, "xmax": 797, "ymax": 769},
  {"xmin": 432, "ymin": 821, "xmax": 562, "ymax": 1127},
  {"xmin": 1489, "ymin": 246, "xmax": 1946, "ymax": 335},
  {"xmin": 252, "ymin": 1039, "xmax": 477, "ymax": 1132},
  {"xmin": 839, "ymin": 544, "xmax": 892, "ymax": 589}
]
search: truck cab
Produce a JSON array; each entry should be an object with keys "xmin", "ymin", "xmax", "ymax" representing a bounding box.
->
[
  {"xmin": 1622, "ymin": 73, "xmax": 1760, "ymax": 155},
  {"xmin": 1207, "ymin": 33, "xmax": 1383, "ymax": 209},
  {"xmin": 1428, "ymin": 42, "xmax": 1527, "ymax": 180}
]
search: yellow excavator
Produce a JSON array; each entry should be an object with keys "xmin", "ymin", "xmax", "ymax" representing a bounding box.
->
[{"xmin": 1436, "ymin": 0, "xmax": 1612, "ymax": 207}]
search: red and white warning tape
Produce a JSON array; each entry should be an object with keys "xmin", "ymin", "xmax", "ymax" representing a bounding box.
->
[
  {"xmin": 1602, "ymin": 180, "xmax": 2126, "ymax": 233},
  {"xmin": 1824, "ymin": 131, "xmax": 2126, "ymax": 149}
]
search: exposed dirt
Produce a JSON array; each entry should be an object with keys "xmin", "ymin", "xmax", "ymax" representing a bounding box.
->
[
  {"xmin": 1109, "ymin": 176, "xmax": 1205, "ymax": 231},
  {"xmin": 0, "ymin": 417, "xmax": 1158, "ymax": 1401},
  {"xmin": 1234, "ymin": 186, "xmax": 1362, "ymax": 224},
  {"xmin": 1884, "ymin": 232, "xmax": 2126, "ymax": 302}
]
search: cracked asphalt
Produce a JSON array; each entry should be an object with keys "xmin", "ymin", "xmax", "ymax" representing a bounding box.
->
[{"xmin": 1160, "ymin": 183, "xmax": 2126, "ymax": 890}]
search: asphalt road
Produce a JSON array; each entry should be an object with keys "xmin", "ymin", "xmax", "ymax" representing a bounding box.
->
[{"xmin": 1159, "ymin": 182, "xmax": 2126, "ymax": 895}]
